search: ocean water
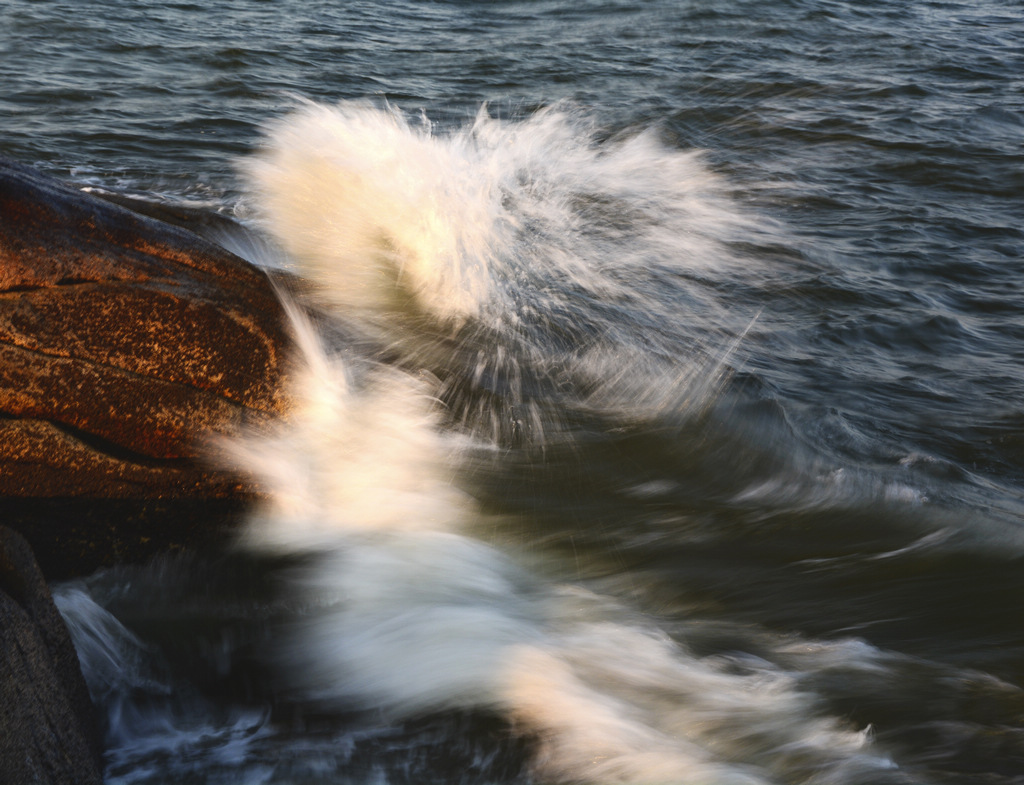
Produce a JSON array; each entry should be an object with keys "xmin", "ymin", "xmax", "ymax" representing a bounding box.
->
[{"xmin": 4, "ymin": 0, "xmax": 1024, "ymax": 782}]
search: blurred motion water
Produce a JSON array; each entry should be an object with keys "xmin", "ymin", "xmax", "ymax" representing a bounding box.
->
[{"xmin": 5, "ymin": 0, "xmax": 1024, "ymax": 781}]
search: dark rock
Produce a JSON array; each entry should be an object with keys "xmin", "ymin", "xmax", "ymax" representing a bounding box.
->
[
  {"xmin": 0, "ymin": 157, "xmax": 291, "ymax": 576},
  {"xmin": 0, "ymin": 496, "xmax": 252, "ymax": 581},
  {"xmin": 0, "ymin": 525, "xmax": 104, "ymax": 784}
]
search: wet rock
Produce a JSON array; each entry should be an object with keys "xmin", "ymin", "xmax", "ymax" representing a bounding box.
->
[
  {"xmin": 0, "ymin": 157, "xmax": 291, "ymax": 576},
  {"xmin": 0, "ymin": 526, "xmax": 104, "ymax": 784}
]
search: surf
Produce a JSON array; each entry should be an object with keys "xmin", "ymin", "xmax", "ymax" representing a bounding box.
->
[
  {"xmin": 241, "ymin": 100, "xmax": 777, "ymax": 442},
  {"xmin": 218, "ymin": 301, "xmax": 895, "ymax": 785},
  {"xmin": 211, "ymin": 100, "xmax": 916, "ymax": 784}
]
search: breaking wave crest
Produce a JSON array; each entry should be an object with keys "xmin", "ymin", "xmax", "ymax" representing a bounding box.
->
[
  {"xmin": 218, "ymin": 306, "xmax": 894, "ymax": 784},
  {"xmin": 212, "ymin": 101, "xmax": 922, "ymax": 783},
  {"xmin": 242, "ymin": 101, "xmax": 777, "ymax": 444},
  {"xmin": 243, "ymin": 100, "xmax": 763, "ymax": 329}
]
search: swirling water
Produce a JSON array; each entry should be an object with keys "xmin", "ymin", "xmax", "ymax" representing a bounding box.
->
[{"xmin": 4, "ymin": 0, "xmax": 1024, "ymax": 782}]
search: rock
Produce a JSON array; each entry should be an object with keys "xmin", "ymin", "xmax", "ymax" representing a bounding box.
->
[
  {"xmin": 0, "ymin": 157, "xmax": 291, "ymax": 576},
  {"xmin": 0, "ymin": 525, "xmax": 104, "ymax": 784}
]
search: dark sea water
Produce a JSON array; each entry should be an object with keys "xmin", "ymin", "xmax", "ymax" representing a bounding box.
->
[{"xmin": 4, "ymin": 1, "xmax": 1024, "ymax": 783}]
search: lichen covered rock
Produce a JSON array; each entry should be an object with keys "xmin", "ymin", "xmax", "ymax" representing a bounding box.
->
[{"xmin": 0, "ymin": 157, "xmax": 291, "ymax": 575}]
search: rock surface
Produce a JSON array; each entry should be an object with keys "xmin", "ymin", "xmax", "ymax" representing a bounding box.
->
[
  {"xmin": 0, "ymin": 157, "xmax": 291, "ymax": 576},
  {"xmin": 0, "ymin": 525, "xmax": 104, "ymax": 784}
]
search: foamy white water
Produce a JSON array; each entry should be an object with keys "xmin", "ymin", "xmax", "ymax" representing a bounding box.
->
[
  {"xmin": 219, "ymin": 282, "xmax": 895, "ymax": 783},
  {"xmin": 20, "ymin": 0, "xmax": 1024, "ymax": 778},
  {"xmin": 244, "ymin": 101, "xmax": 759, "ymax": 328},
  {"xmin": 242, "ymin": 101, "xmax": 779, "ymax": 450}
]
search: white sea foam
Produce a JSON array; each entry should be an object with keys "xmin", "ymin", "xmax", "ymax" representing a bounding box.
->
[
  {"xmin": 241, "ymin": 101, "xmax": 776, "ymax": 449},
  {"xmin": 244, "ymin": 102, "xmax": 496, "ymax": 325},
  {"xmin": 222, "ymin": 101, "xmax": 900, "ymax": 783},
  {"xmin": 217, "ymin": 298, "xmax": 476, "ymax": 551},
  {"xmin": 502, "ymin": 608, "xmax": 886, "ymax": 785},
  {"xmin": 217, "ymin": 303, "xmax": 893, "ymax": 784},
  {"xmin": 243, "ymin": 101, "xmax": 766, "ymax": 346}
]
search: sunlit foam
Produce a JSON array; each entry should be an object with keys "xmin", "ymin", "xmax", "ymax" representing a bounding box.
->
[
  {"xmin": 223, "ymin": 100, "xmax": 899, "ymax": 783},
  {"xmin": 244, "ymin": 101, "xmax": 503, "ymax": 325},
  {"xmin": 243, "ymin": 101, "xmax": 768, "ymax": 343},
  {"xmin": 215, "ymin": 301, "xmax": 894, "ymax": 784},
  {"xmin": 216, "ymin": 300, "xmax": 475, "ymax": 551},
  {"xmin": 242, "ymin": 101, "xmax": 776, "ymax": 449}
]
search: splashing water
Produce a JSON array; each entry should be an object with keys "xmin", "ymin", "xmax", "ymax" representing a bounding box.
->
[
  {"xmin": 242, "ymin": 101, "xmax": 776, "ymax": 444},
  {"xmin": 243, "ymin": 101, "xmax": 762, "ymax": 328},
  {"xmin": 54, "ymin": 587, "xmax": 274, "ymax": 784},
  {"xmin": 218, "ymin": 303, "xmax": 896, "ymax": 784},
  {"xmin": 221, "ymin": 99, "xmax": 904, "ymax": 781}
]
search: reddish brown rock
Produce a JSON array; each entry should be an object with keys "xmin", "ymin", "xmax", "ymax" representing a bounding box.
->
[{"xmin": 0, "ymin": 157, "xmax": 291, "ymax": 575}]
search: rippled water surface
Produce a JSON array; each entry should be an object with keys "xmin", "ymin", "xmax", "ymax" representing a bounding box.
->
[{"xmin": 4, "ymin": 0, "xmax": 1024, "ymax": 782}]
